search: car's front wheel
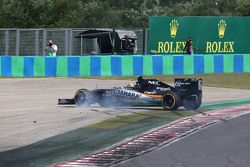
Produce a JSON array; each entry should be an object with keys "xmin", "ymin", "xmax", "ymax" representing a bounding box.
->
[{"xmin": 74, "ymin": 89, "xmax": 89, "ymax": 106}]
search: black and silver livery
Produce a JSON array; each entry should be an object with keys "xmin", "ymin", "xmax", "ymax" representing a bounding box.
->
[{"xmin": 58, "ymin": 76, "xmax": 202, "ymax": 111}]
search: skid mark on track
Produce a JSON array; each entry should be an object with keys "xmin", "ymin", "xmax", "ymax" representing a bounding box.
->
[{"xmin": 55, "ymin": 104, "xmax": 250, "ymax": 167}]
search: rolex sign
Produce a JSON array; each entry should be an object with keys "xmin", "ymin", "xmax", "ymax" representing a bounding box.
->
[{"xmin": 148, "ymin": 16, "xmax": 250, "ymax": 54}]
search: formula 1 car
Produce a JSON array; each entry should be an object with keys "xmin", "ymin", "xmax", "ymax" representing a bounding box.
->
[{"xmin": 58, "ymin": 76, "xmax": 202, "ymax": 110}]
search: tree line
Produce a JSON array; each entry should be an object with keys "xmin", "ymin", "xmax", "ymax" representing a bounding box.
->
[{"xmin": 0, "ymin": 0, "xmax": 249, "ymax": 28}]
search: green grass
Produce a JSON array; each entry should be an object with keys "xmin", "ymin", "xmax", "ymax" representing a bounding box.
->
[{"xmin": 79, "ymin": 73, "xmax": 250, "ymax": 89}]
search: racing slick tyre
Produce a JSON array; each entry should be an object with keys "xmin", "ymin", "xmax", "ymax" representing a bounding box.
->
[
  {"xmin": 74, "ymin": 89, "xmax": 89, "ymax": 106},
  {"xmin": 183, "ymin": 93, "xmax": 202, "ymax": 110},
  {"xmin": 161, "ymin": 92, "xmax": 180, "ymax": 110}
]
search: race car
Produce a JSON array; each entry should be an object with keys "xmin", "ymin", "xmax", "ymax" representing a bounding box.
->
[{"xmin": 58, "ymin": 76, "xmax": 202, "ymax": 110}]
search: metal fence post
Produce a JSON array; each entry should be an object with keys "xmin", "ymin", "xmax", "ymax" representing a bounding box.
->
[
  {"xmin": 69, "ymin": 30, "xmax": 73, "ymax": 56},
  {"xmin": 5, "ymin": 30, "xmax": 9, "ymax": 56},
  {"xmin": 80, "ymin": 35, "xmax": 83, "ymax": 55},
  {"xmin": 35, "ymin": 30, "xmax": 39, "ymax": 56},
  {"xmin": 15, "ymin": 29, "xmax": 20, "ymax": 56},
  {"xmin": 43, "ymin": 29, "xmax": 47, "ymax": 56},
  {"xmin": 144, "ymin": 28, "xmax": 149, "ymax": 54},
  {"xmin": 112, "ymin": 28, "xmax": 115, "ymax": 54},
  {"xmin": 65, "ymin": 30, "xmax": 68, "ymax": 56}
]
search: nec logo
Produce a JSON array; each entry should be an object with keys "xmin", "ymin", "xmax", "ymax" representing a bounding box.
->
[{"xmin": 148, "ymin": 81, "xmax": 160, "ymax": 85}]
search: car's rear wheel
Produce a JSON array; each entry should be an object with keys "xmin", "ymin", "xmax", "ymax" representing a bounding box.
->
[
  {"xmin": 161, "ymin": 92, "xmax": 180, "ymax": 110},
  {"xmin": 183, "ymin": 93, "xmax": 202, "ymax": 110},
  {"xmin": 74, "ymin": 89, "xmax": 89, "ymax": 106}
]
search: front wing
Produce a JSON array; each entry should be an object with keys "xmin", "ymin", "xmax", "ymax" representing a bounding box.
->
[{"xmin": 58, "ymin": 98, "xmax": 75, "ymax": 105}]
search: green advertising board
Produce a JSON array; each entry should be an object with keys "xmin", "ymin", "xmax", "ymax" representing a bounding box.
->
[{"xmin": 149, "ymin": 16, "xmax": 250, "ymax": 54}]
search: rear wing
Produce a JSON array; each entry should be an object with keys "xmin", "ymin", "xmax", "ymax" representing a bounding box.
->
[{"xmin": 174, "ymin": 78, "xmax": 202, "ymax": 91}]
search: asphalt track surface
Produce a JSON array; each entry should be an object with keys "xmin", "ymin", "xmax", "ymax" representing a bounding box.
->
[
  {"xmin": 116, "ymin": 113, "xmax": 250, "ymax": 167},
  {"xmin": 2, "ymin": 78, "xmax": 250, "ymax": 152},
  {"xmin": 1, "ymin": 78, "xmax": 250, "ymax": 166}
]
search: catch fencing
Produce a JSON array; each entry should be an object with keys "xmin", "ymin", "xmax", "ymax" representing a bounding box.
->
[{"xmin": 0, "ymin": 28, "xmax": 147, "ymax": 56}]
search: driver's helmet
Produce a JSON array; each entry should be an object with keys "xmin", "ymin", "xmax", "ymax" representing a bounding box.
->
[{"xmin": 127, "ymin": 82, "xmax": 135, "ymax": 88}]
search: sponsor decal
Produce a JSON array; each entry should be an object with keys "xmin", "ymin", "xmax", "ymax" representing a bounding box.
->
[
  {"xmin": 117, "ymin": 89, "xmax": 140, "ymax": 99},
  {"xmin": 156, "ymin": 19, "xmax": 235, "ymax": 54},
  {"xmin": 218, "ymin": 20, "xmax": 226, "ymax": 38},
  {"xmin": 144, "ymin": 90, "xmax": 157, "ymax": 94},
  {"xmin": 59, "ymin": 99, "xmax": 68, "ymax": 103},
  {"xmin": 205, "ymin": 41, "xmax": 234, "ymax": 53},
  {"xmin": 148, "ymin": 80, "xmax": 160, "ymax": 85},
  {"xmin": 158, "ymin": 41, "xmax": 186, "ymax": 53},
  {"xmin": 156, "ymin": 87, "xmax": 170, "ymax": 91},
  {"xmin": 105, "ymin": 90, "xmax": 114, "ymax": 96},
  {"xmin": 204, "ymin": 20, "xmax": 234, "ymax": 53},
  {"xmin": 170, "ymin": 19, "xmax": 179, "ymax": 38},
  {"xmin": 105, "ymin": 89, "xmax": 140, "ymax": 99},
  {"xmin": 174, "ymin": 81, "xmax": 191, "ymax": 87},
  {"xmin": 152, "ymin": 98, "xmax": 161, "ymax": 102},
  {"xmin": 157, "ymin": 19, "xmax": 185, "ymax": 53}
]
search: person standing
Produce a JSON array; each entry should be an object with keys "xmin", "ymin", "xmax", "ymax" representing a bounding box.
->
[
  {"xmin": 184, "ymin": 37, "xmax": 193, "ymax": 55},
  {"xmin": 46, "ymin": 40, "xmax": 58, "ymax": 56}
]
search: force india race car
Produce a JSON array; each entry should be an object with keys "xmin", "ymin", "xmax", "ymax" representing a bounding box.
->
[{"xmin": 58, "ymin": 76, "xmax": 202, "ymax": 110}]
